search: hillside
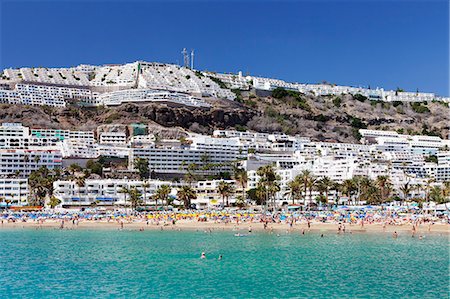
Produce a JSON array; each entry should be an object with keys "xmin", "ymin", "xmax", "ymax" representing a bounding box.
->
[{"xmin": 0, "ymin": 90, "xmax": 448, "ymax": 142}]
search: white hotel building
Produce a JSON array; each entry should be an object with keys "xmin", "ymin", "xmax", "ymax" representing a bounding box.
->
[
  {"xmin": 0, "ymin": 178, "xmax": 29, "ymax": 206},
  {"xmin": 0, "ymin": 123, "xmax": 60, "ymax": 148},
  {"xmin": 53, "ymin": 179, "xmax": 175, "ymax": 208},
  {"xmin": 130, "ymin": 135, "xmax": 248, "ymax": 176},
  {"xmin": 0, "ymin": 149, "xmax": 62, "ymax": 177},
  {"xmin": 0, "ymin": 84, "xmax": 96, "ymax": 107},
  {"xmin": 194, "ymin": 179, "xmax": 239, "ymax": 209},
  {"xmin": 31, "ymin": 128, "xmax": 95, "ymax": 142}
]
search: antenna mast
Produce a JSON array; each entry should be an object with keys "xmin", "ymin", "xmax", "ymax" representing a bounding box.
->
[
  {"xmin": 190, "ymin": 49, "xmax": 195, "ymax": 69},
  {"xmin": 182, "ymin": 48, "xmax": 190, "ymax": 68}
]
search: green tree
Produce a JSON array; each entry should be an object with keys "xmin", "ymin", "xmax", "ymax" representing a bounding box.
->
[
  {"xmin": 287, "ymin": 178, "xmax": 302, "ymax": 205},
  {"xmin": 399, "ymin": 182, "xmax": 412, "ymax": 202},
  {"xmin": 128, "ymin": 186, "xmax": 143, "ymax": 210},
  {"xmin": 177, "ymin": 186, "xmax": 196, "ymax": 209},
  {"xmin": 119, "ymin": 186, "xmax": 130, "ymax": 211},
  {"xmin": 48, "ymin": 196, "xmax": 61, "ymax": 208},
  {"xmin": 68, "ymin": 163, "xmax": 83, "ymax": 176},
  {"xmin": 135, "ymin": 158, "xmax": 150, "ymax": 179},
  {"xmin": 316, "ymin": 177, "xmax": 333, "ymax": 207},
  {"xmin": 376, "ymin": 175, "xmax": 391, "ymax": 203},
  {"xmin": 341, "ymin": 179, "xmax": 356, "ymax": 204},
  {"xmin": 257, "ymin": 165, "xmax": 280, "ymax": 210},
  {"xmin": 218, "ymin": 181, "xmax": 235, "ymax": 207},
  {"xmin": 155, "ymin": 184, "xmax": 171, "ymax": 210},
  {"xmin": 86, "ymin": 160, "xmax": 103, "ymax": 176},
  {"xmin": 234, "ymin": 168, "xmax": 248, "ymax": 204}
]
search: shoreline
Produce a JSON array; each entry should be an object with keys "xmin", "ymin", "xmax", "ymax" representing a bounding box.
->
[{"xmin": 1, "ymin": 220, "xmax": 449, "ymax": 235}]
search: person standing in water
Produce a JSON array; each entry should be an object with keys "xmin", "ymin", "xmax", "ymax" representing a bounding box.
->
[{"xmin": 201, "ymin": 252, "xmax": 206, "ymax": 259}]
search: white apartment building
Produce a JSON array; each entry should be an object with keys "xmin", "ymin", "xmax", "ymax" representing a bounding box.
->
[
  {"xmin": 97, "ymin": 88, "xmax": 210, "ymax": 108},
  {"xmin": 0, "ymin": 178, "xmax": 29, "ymax": 206},
  {"xmin": 32, "ymin": 128, "xmax": 95, "ymax": 142},
  {"xmin": 360, "ymin": 129, "xmax": 448, "ymax": 155},
  {"xmin": 250, "ymin": 75, "xmax": 445, "ymax": 103},
  {"xmin": 0, "ymin": 148, "xmax": 62, "ymax": 177},
  {"xmin": 96, "ymin": 144, "xmax": 130, "ymax": 158},
  {"xmin": 130, "ymin": 135, "xmax": 247, "ymax": 176},
  {"xmin": 60, "ymin": 139, "xmax": 97, "ymax": 158},
  {"xmin": 53, "ymin": 179, "xmax": 174, "ymax": 208},
  {"xmin": 0, "ymin": 84, "xmax": 96, "ymax": 107},
  {"xmin": 99, "ymin": 132, "xmax": 127, "ymax": 145},
  {"xmin": 0, "ymin": 123, "xmax": 60, "ymax": 149},
  {"xmin": 194, "ymin": 179, "xmax": 239, "ymax": 209}
]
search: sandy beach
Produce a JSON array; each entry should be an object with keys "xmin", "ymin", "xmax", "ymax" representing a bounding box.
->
[{"xmin": 1, "ymin": 220, "xmax": 448, "ymax": 235}]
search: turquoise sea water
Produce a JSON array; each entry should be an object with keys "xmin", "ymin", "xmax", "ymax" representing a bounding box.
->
[{"xmin": 0, "ymin": 229, "xmax": 448, "ymax": 298}]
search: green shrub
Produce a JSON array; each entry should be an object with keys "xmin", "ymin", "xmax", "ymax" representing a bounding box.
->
[
  {"xmin": 332, "ymin": 97, "xmax": 342, "ymax": 107},
  {"xmin": 410, "ymin": 102, "xmax": 430, "ymax": 113},
  {"xmin": 424, "ymin": 155, "xmax": 438, "ymax": 163},
  {"xmin": 209, "ymin": 77, "xmax": 227, "ymax": 89},
  {"xmin": 353, "ymin": 94, "xmax": 368, "ymax": 102},
  {"xmin": 349, "ymin": 116, "xmax": 367, "ymax": 129},
  {"xmin": 271, "ymin": 87, "xmax": 289, "ymax": 99},
  {"xmin": 235, "ymin": 124, "xmax": 247, "ymax": 132},
  {"xmin": 244, "ymin": 99, "xmax": 256, "ymax": 107},
  {"xmin": 313, "ymin": 114, "xmax": 330, "ymax": 122}
]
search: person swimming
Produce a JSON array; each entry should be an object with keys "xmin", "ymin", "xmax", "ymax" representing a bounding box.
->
[
  {"xmin": 201, "ymin": 252, "xmax": 206, "ymax": 259},
  {"xmin": 218, "ymin": 255, "xmax": 222, "ymax": 260}
]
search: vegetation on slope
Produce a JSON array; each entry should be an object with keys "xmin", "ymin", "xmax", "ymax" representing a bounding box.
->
[{"xmin": 0, "ymin": 88, "xmax": 447, "ymax": 143}]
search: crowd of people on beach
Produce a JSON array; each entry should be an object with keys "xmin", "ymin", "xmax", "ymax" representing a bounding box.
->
[{"xmin": 1, "ymin": 208, "xmax": 448, "ymax": 230}]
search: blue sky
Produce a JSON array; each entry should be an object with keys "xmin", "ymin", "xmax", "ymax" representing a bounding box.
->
[{"xmin": 1, "ymin": 0, "xmax": 448, "ymax": 95}]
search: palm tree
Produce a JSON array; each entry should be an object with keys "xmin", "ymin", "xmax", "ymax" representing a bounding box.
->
[
  {"xmin": 331, "ymin": 181, "xmax": 341, "ymax": 204},
  {"xmin": 443, "ymin": 181, "xmax": 450, "ymax": 199},
  {"xmin": 316, "ymin": 177, "xmax": 333, "ymax": 208},
  {"xmin": 234, "ymin": 168, "xmax": 248, "ymax": 204},
  {"xmin": 155, "ymin": 184, "xmax": 171, "ymax": 210},
  {"xmin": 399, "ymin": 182, "xmax": 412, "ymax": 203},
  {"xmin": 425, "ymin": 177, "xmax": 436, "ymax": 204},
  {"xmin": 306, "ymin": 176, "xmax": 317, "ymax": 205},
  {"xmin": 412, "ymin": 184, "xmax": 423, "ymax": 200},
  {"xmin": 341, "ymin": 179, "xmax": 355, "ymax": 204},
  {"xmin": 119, "ymin": 186, "xmax": 130, "ymax": 211},
  {"xmin": 287, "ymin": 178, "xmax": 301, "ymax": 204},
  {"xmin": 298, "ymin": 170, "xmax": 313, "ymax": 205},
  {"xmin": 375, "ymin": 175, "xmax": 391, "ymax": 203},
  {"xmin": 218, "ymin": 181, "xmax": 235, "ymax": 207},
  {"xmin": 177, "ymin": 186, "xmax": 196, "ymax": 209},
  {"xmin": 75, "ymin": 176, "xmax": 86, "ymax": 207},
  {"xmin": 127, "ymin": 186, "xmax": 142, "ymax": 210},
  {"xmin": 257, "ymin": 165, "xmax": 280, "ymax": 210},
  {"xmin": 429, "ymin": 186, "xmax": 445, "ymax": 204}
]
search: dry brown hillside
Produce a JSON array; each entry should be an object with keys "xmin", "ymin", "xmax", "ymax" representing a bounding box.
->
[{"xmin": 0, "ymin": 90, "xmax": 447, "ymax": 142}]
